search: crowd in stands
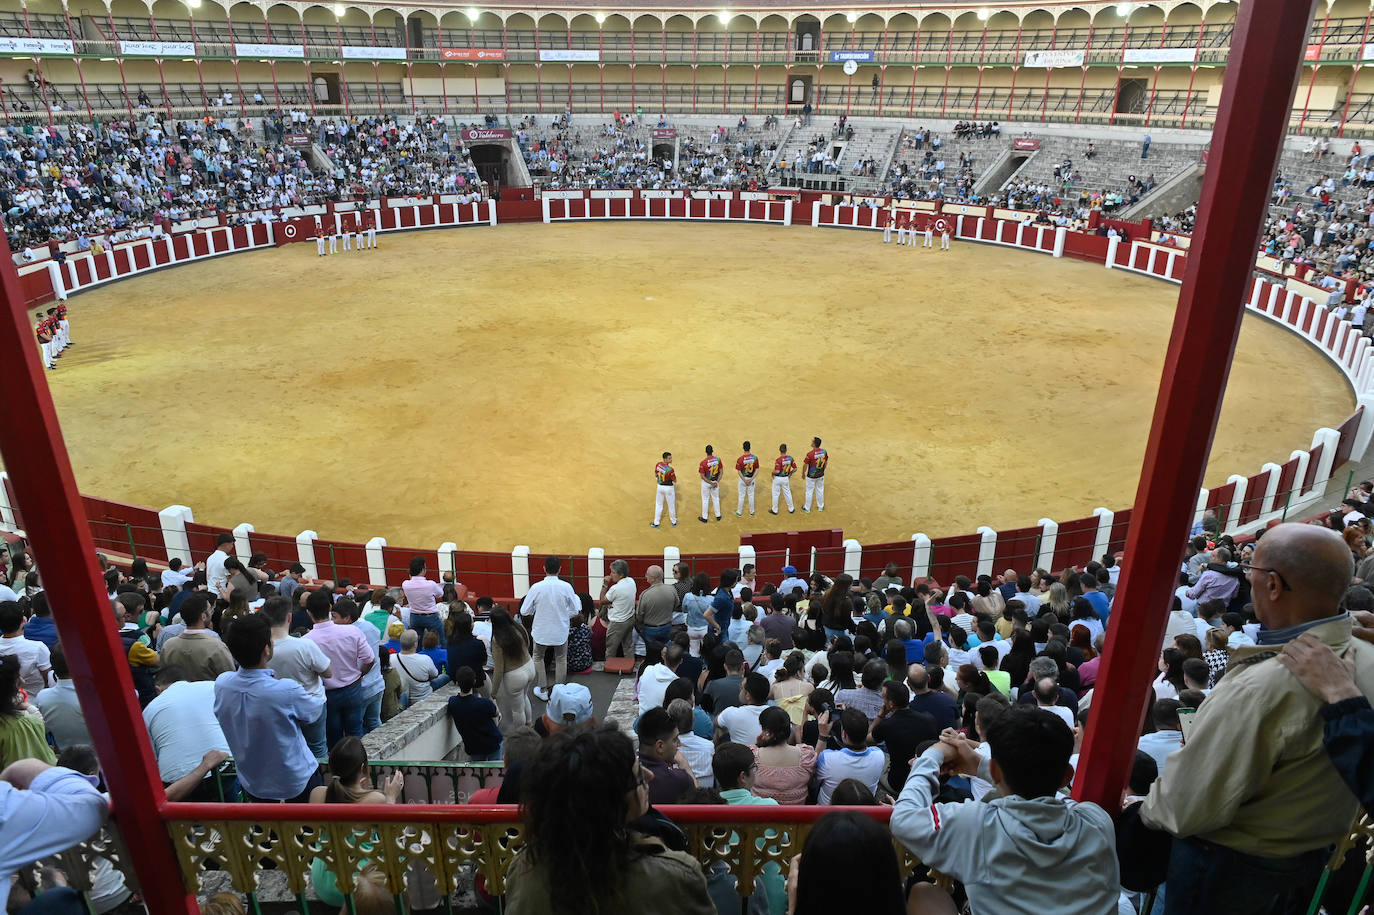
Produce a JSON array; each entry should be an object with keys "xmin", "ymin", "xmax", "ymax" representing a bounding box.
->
[
  {"xmin": 2, "ymin": 112, "xmax": 485, "ymax": 255},
  {"xmin": 2, "ymin": 509, "xmax": 1373, "ymax": 913}
]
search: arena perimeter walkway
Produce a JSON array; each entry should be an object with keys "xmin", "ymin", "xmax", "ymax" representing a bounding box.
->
[{"xmin": 30, "ymin": 221, "xmax": 1353, "ymax": 555}]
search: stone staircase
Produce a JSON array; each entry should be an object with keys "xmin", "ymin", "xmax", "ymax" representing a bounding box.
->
[{"xmin": 1008, "ymin": 136, "xmax": 1205, "ymax": 202}]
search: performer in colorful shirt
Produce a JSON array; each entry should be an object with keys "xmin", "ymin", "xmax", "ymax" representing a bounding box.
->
[
  {"xmin": 699, "ymin": 445, "xmax": 723, "ymax": 523},
  {"xmin": 803, "ymin": 436, "xmax": 828, "ymax": 513},
  {"xmin": 735, "ymin": 441, "xmax": 759, "ymax": 517},
  {"xmin": 652, "ymin": 452, "xmax": 677, "ymax": 529},
  {"xmin": 770, "ymin": 443, "xmax": 797, "ymax": 515}
]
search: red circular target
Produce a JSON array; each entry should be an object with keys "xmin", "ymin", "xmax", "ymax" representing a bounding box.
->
[
  {"xmin": 283, "ymin": 223, "xmax": 298, "ymax": 239},
  {"xmin": 934, "ymin": 218, "xmax": 951, "ymax": 234}
]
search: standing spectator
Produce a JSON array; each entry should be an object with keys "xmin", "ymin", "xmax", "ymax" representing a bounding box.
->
[
  {"xmin": 214, "ymin": 614, "xmax": 324, "ymax": 803},
  {"xmin": 339, "ymin": 598, "xmax": 387, "ymax": 732},
  {"xmin": 263, "ymin": 596, "xmax": 331, "ymax": 759},
  {"xmin": 635, "ymin": 565, "xmax": 676, "ymax": 647},
  {"xmin": 523, "ymin": 557, "xmax": 579, "ymax": 701},
  {"xmin": 158, "ymin": 594, "xmax": 234, "ymax": 682},
  {"xmin": 143, "ymin": 666, "xmax": 231, "ymax": 802},
  {"xmin": 814, "ymin": 708, "xmax": 885, "ymax": 804},
  {"xmin": 907, "ymin": 664, "xmax": 958, "ymax": 731},
  {"xmin": 446, "ymin": 608, "xmax": 488, "ymax": 694},
  {"xmin": 599, "ymin": 559, "xmax": 637, "ymax": 662},
  {"xmin": 113, "ymin": 594, "xmax": 158, "ymax": 707},
  {"xmin": 491, "ymin": 608, "xmax": 536, "ymax": 731},
  {"xmin": 302, "ymin": 591, "xmax": 376, "ymax": 749},
  {"xmin": 401, "ymin": 557, "xmax": 445, "ymax": 646},
  {"xmin": 33, "ymin": 645, "xmax": 91, "ymax": 752},
  {"xmin": 276, "ymin": 562, "xmax": 307, "ymax": 601},
  {"xmin": 683, "ymin": 573, "xmax": 721, "ymax": 657},
  {"xmin": 447, "ymin": 666, "xmax": 502, "ymax": 761},
  {"xmin": 204, "ymin": 533, "xmax": 235, "ymax": 600},
  {"xmin": 1140, "ymin": 523, "xmax": 1374, "ymax": 913},
  {"xmin": 0, "ymin": 602, "xmax": 51, "ymax": 697}
]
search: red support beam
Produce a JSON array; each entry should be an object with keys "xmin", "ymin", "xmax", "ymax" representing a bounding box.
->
[
  {"xmin": 1073, "ymin": 0, "xmax": 1319, "ymax": 810},
  {"xmin": 0, "ymin": 248, "xmax": 193, "ymax": 911}
]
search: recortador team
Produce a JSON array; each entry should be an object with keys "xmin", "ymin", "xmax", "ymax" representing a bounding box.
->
[{"xmin": 651, "ymin": 438, "xmax": 828, "ymax": 529}]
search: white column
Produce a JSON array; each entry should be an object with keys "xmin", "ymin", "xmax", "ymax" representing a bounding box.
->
[
  {"xmin": 1259, "ymin": 463, "xmax": 1284, "ymax": 516},
  {"xmin": 587, "ymin": 548, "xmax": 606, "ymax": 593},
  {"xmin": 976, "ymin": 526, "xmax": 997, "ymax": 578},
  {"xmin": 1015, "ymin": 221, "xmax": 1026, "ymax": 247},
  {"xmin": 912, "ymin": 533, "xmax": 932, "ymax": 580},
  {"xmin": 104, "ymin": 247, "xmax": 117, "ymax": 277},
  {"xmin": 0, "ymin": 473, "xmax": 15, "ymax": 531},
  {"xmin": 437, "ymin": 541, "xmax": 459, "ymax": 582},
  {"xmin": 1307, "ymin": 427, "xmax": 1342, "ymax": 496},
  {"xmin": 1052, "ymin": 225, "xmax": 1066, "ymax": 258},
  {"xmin": 1193, "ymin": 490, "xmax": 1210, "ymax": 532},
  {"xmin": 975, "ymin": 216, "xmax": 985, "ymax": 239},
  {"xmin": 737, "ymin": 544, "xmax": 754, "ymax": 572},
  {"xmin": 1145, "ymin": 246, "xmax": 1157, "ymax": 274},
  {"xmin": 1222, "ymin": 475, "xmax": 1248, "ymax": 534},
  {"xmin": 1351, "ymin": 393, "xmax": 1374, "ymax": 463},
  {"xmin": 487, "ymin": 198, "xmax": 498, "ymax": 226},
  {"xmin": 365, "ymin": 537, "xmax": 388, "ymax": 585},
  {"xmin": 783, "ymin": 199, "xmax": 794, "ymax": 226},
  {"xmin": 296, "ymin": 530, "xmax": 319, "ymax": 579},
  {"xmin": 1092, "ymin": 508, "xmax": 1114, "ymax": 563},
  {"xmin": 666, "ymin": 546, "xmax": 682, "ymax": 576},
  {"xmin": 158, "ymin": 504, "xmax": 194, "ymax": 565},
  {"xmin": 541, "ymin": 197, "xmax": 552, "ymax": 223},
  {"xmin": 809, "ymin": 546, "xmax": 819, "ymax": 574},
  {"xmin": 1105, "ymin": 235, "xmax": 1119, "ymax": 268},
  {"xmin": 1294, "ymin": 298, "xmax": 1310, "ymax": 334},
  {"xmin": 811, "ymin": 203, "xmax": 821, "ymax": 227},
  {"xmin": 1035, "ymin": 518, "xmax": 1058, "ymax": 572},
  {"xmin": 45, "ymin": 260, "xmax": 67, "ymax": 300},
  {"xmin": 232, "ymin": 522, "xmax": 254, "ymax": 564},
  {"xmin": 1285, "ymin": 450, "xmax": 1311, "ymax": 514},
  {"xmin": 512, "ymin": 545, "xmax": 531, "ymax": 598},
  {"xmin": 842, "ymin": 539, "xmax": 862, "ymax": 579}
]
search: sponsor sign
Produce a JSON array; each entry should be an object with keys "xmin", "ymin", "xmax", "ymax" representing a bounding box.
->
[
  {"xmin": 233, "ymin": 43, "xmax": 304, "ymax": 58},
  {"xmin": 764, "ymin": 188, "xmax": 801, "ymax": 198},
  {"xmin": 827, "ymin": 50, "xmax": 875, "ymax": 63},
  {"xmin": 933, "ymin": 217, "xmax": 952, "ymax": 234},
  {"xmin": 538, "ymin": 48, "xmax": 599, "ymax": 62},
  {"xmin": 590, "ymin": 189, "xmax": 634, "ymax": 199},
  {"xmin": 941, "ymin": 203, "xmax": 987, "ymax": 217},
  {"xmin": 1012, "ymin": 137, "xmax": 1041, "ymax": 151},
  {"xmin": 1304, "ymin": 45, "xmax": 1322, "ymax": 61},
  {"xmin": 1023, "ymin": 49, "xmax": 1085, "ymax": 68},
  {"xmin": 651, "ymin": 128, "xmax": 678, "ymax": 139},
  {"xmin": 641, "ymin": 190, "xmax": 684, "ymax": 199},
  {"xmin": 1364, "ymin": 43, "xmax": 1374, "ymax": 60},
  {"xmin": 1122, "ymin": 47, "xmax": 1197, "ymax": 64},
  {"xmin": 993, "ymin": 208, "xmax": 1031, "ymax": 222},
  {"xmin": 541, "ymin": 189, "xmax": 585, "ymax": 199},
  {"xmin": 691, "ymin": 190, "xmax": 733, "ymax": 200},
  {"xmin": 284, "ymin": 133, "xmax": 313, "ymax": 148},
  {"xmin": 342, "ymin": 46, "xmax": 407, "ymax": 60},
  {"xmin": 0, "ymin": 37, "xmax": 74, "ymax": 55},
  {"xmin": 119, "ymin": 40, "xmax": 195, "ymax": 56},
  {"xmin": 460, "ymin": 128, "xmax": 512, "ymax": 142},
  {"xmin": 441, "ymin": 47, "xmax": 506, "ymax": 61}
]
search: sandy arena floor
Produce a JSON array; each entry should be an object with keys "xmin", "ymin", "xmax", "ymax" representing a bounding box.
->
[{"xmin": 29, "ymin": 221, "xmax": 1355, "ymax": 556}]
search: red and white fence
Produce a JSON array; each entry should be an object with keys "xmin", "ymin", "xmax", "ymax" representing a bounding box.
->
[{"xmin": 541, "ymin": 190, "xmax": 792, "ymax": 225}]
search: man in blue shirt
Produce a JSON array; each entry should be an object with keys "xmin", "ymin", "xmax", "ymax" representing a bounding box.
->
[
  {"xmin": 1080, "ymin": 573, "xmax": 1110, "ymax": 622},
  {"xmin": 213, "ymin": 613, "xmax": 324, "ymax": 802}
]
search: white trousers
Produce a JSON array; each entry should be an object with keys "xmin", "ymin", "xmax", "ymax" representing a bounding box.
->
[
  {"xmin": 771, "ymin": 476, "xmax": 794, "ymax": 512},
  {"xmin": 341, "ymin": 232, "xmax": 351, "ymax": 250},
  {"xmin": 805, "ymin": 476, "xmax": 826, "ymax": 510},
  {"xmin": 701, "ymin": 481, "xmax": 720, "ymax": 519},
  {"xmin": 941, "ymin": 233, "xmax": 951, "ymax": 250},
  {"xmin": 737, "ymin": 477, "xmax": 756, "ymax": 513},
  {"xmin": 897, "ymin": 226, "xmax": 908, "ymax": 245},
  {"xmin": 883, "ymin": 225, "xmax": 892, "ymax": 243},
  {"xmin": 368, "ymin": 227, "xmax": 378, "ymax": 248},
  {"xmin": 39, "ymin": 341, "xmax": 53, "ymax": 368},
  {"xmin": 329, "ymin": 234, "xmax": 338, "ymax": 253},
  {"xmin": 316, "ymin": 236, "xmax": 326, "ymax": 256},
  {"xmin": 355, "ymin": 233, "xmax": 365, "ymax": 251},
  {"xmin": 924, "ymin": 230, "xmax": 934, "ymax": 248},
  {"xmin": 654, "ymin": 484, "xmax": 677, "ymax": 525},
  {"xmin": 57, "ymin": 320, "xmax": 70, "ymax": 348}
]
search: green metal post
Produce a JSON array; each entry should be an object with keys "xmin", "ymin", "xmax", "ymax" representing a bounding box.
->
[
  {"xmin": 329, "ymin": 543, "xmax": 339, "ymax": 581},
  {"xmin": 125, "ymin": 523, "xmax": 136, "ymax": 557}
]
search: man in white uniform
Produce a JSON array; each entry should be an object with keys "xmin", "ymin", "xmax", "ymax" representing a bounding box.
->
[
  {"xmin": 882, "ymin": 212, "xmax": 893, "ymax": 244},
  {"xmin": 652, "ymin": 452, "xmax": 678, "ymax": 529},
  {"xmin": 328, "ymin": 218, "xmax": 339, "ymax": 254},
  {"xmin": 315, "ymin": 217, "xmax": 327, "ymax": 257},
  {"xmin": 339, "ymin": 219, "xmax": 351, "ymax": 252},
  {"xmin": 523, "ymin": 556, "xmax": 581, "ymax": 701},
  {"xmin": 941, "ymin": 222, "xmax": 952, "ymax": 251},
  {"xmin": 923, "ymin": 220, "xmax": 934, "ymax": 248}
]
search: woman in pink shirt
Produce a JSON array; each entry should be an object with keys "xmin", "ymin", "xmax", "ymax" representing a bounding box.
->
[{"xmin": 751, "ymin": 706, "xmax": 816, "ymax": 805}]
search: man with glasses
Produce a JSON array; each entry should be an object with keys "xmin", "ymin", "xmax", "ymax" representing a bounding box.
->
[{"xmin": 1139, "ymin": 523, "xmax": 1374, "ymax": 915}]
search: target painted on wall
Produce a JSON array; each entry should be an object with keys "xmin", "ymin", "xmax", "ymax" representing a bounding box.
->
[
  {"xmin": 282, "ymin": 222, "xmax": 298, "ymax": 240},
  {"xmin": 934, "ymin": 217, "xmax": 952, "ymax": 234}
]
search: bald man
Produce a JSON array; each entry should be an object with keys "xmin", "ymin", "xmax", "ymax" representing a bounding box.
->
[{"xmin": 1139, "ymin": 522, "xmax": 1374, "ymax": 915}]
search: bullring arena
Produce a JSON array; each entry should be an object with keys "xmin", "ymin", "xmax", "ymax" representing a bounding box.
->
[
  {"xmin": 8, "ymin": 0, "xmax": 1374, "ymax": 911},
  {"xmin": 30, "ymin": 220, "xmax": 1356, "ymax": 556}
]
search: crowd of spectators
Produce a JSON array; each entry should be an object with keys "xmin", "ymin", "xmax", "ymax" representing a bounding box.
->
[
  {"xmin": 2, "ymin": 112, "xmax": 485, "ymax": 256},
  {"xmin": 1, "ymin": 511, "xmax": 1372, "ymax": 913}
]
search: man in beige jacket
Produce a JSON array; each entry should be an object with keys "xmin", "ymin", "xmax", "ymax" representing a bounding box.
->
[{"xmin": 1140, "ymin": 522, "xmax": 1374, "ymax": 914}]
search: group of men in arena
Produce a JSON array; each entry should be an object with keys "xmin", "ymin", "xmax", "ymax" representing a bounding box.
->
[
  {"xmin": 652, "ymin": 438, "xmax": 828, "ymax": 527},
  {"xmin": 32, "ymin": 304, "xmax": 70, "ymax": 371}
]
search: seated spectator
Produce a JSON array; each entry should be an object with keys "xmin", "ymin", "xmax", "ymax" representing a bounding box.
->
[
  {"xmin": 306, "ymin": 736, "xmax": 403, "ymax": 911},
  {"xmin": 788, "ymin": 810, "xmax": 907, "ymax": 915},
  {"xmin": 32, "ymin": 645, "xmax": 91, "ymax": 753},
  {"xmin": 0, "ymin": 601, "xmax": 51, "ymax": 697},
  {"xmin": 636, "ymin": 707, "xmax": 695, "ymax": 804},
  {"xmin": 814, "ymin": 708, "xmax": 885, "ymax": 804},
  {"xmin": 704, "ymin": 649, "xmax": 746, "ymax": 714},
  {"xmin": 158, "ymin": 592, "xmax": 234, "ymax": 682},
  {"xmin": 468, "ymin": 726, "xmax": 542, "ymax": 804},
  {"xmin": 1136, "ymin": 699, "xmax": 1185, "ymax": 776},
  {"xmin": 768, "ymin": 652, "xmax": 813, "ymax": 725},
  {"xmin": 871, "ymin": 681, "xmax": 939, "ymax": 791},
  {"xmin": 751, "ymin": 705, "xmax": 816, "ymax": 804},
  {"xmin": 639, "ymin": 643, "xmax": 686, "ymax": 715},
  {"xmin": 447, "ymin": 667, "xmax": 502, "ymax": 762},
  {"xmin": 143, "ymin": 665, "xmax": 231, "ymax": 802},
  {"xmin": 892, "ymin": 706, "xmax": 1120, "ymax": 914},
  {"xmin": 504, "ymin": 722, "xmax": 714, "ymax": 913},
  {"xmin": 907, "ymin": 664, "xmax": 958, "ymax": 731},
  {"xmin": 668, "ymin": 698, "xmax": 715, "ymax": 787},
  {"xmin": 714, "ymin": 740, "xmax": 787, "ymax": 912},
  {"xmin": 566, "ymin": 613, "xmax": 594, "ymax": 675},
  {"xmin": 419, "ymin": 628, "xmax": 448, "ymax": 674},
  {"xmin": 395, "ymin": 629, "xmax": 446, "ymax": 705},
  {"xmin": 715, "ymin": 673, "xmax": 771, "ymax": 745},
  {"xmin": 835, "ymin": 659, "xmax": 887, "ymax": 723},
  {"xmin": 0, "ymin": 657, "xmax": 54, "ymax": 769}
]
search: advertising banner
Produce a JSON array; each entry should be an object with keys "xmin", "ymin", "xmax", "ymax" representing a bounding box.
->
[
  {"xmin": 234, "ymin": 43, "xmax": 304, "ymax": 58},
  {"xmin": 1012, "ymin": 137, "xmax": 1041, "ymax": 150},
  {"xmin": 1023, "ymin": 49, "xmax": 1085, "ymax": 68},
  {"xmin": 441, "ymin": 47, "xmax": 507, "ymax": 61},
  {"xmin": 1122, "ymin": 47, "xmax": 1197, "ymax": 63},
  {"xmin": 460, "ymin": 128, "xmax": 512, "ymax": 141},
  {"xmin": 342, "ymin": 46, "xmax": 407, "ymax": 60},
  {"xmin": 119, "ymin": 40, "xmax": 195, "ymax": 56},
  {"xmin": 827, "ymin": 50, "xmax": 875, "ymax": 62},
  {"xmin": 0, "ymin": 37, "xmax": 73, "ymax": 55},
  {"xmin": 538, "ymin": 48, "xmax": 599, "ymax": 62},
  {"xmin": 651, "ymin": 128, "xmax": 678, "ymax": 138}
]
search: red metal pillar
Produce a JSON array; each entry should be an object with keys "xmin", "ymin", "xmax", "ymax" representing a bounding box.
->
[
  {"xmin": 1040, "ymin": 17, "xmax": 1058, "ymax": 122},
  {"xmin": 1073, "ymin": 0, "xmax": 1320, "ymax": 811},
  {"xmin": 908, "ymin": 22, "xmax": 922, "ymax": 117},
  {"xmin": 1298, "ymin": 4, "xmax": 1331, "ymax": 134},
  {"xmin": 1073, "ymin": 19, "xmax": 1094, "ymax": 123},
  {"xmin": 0, "ymin": 250, "xmax": 195, "ymax": 912},
  {"xmin": 1178, "ymin": 16, "xmax": 1206, "ymax": 129},
  {"xmin": 1007, "ymin": 19, "xmax": 1023, "ymax": 116}
]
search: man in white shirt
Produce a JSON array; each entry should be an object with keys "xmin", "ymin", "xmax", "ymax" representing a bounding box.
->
[
  {"xmin": 639, "ymin": 644, "xmax": 686, "ymax": 716},
  {"xmin": 522, "ymin": 556, "xmax": 580, "ymax": 702},
  {"xmin": 160, "ymin": 557, "xmax": 193, "ymax": 590},
  {"xmin": 394, "ymin": 629, "xmax": 443, "ymax": 704},
  {"xmin": 1136, "ymin": 699, "xmax": 1184, "ymax": 775},
  {"xmin": 599, "ymin": 559, "xmax": 637, "ymax": 662},
  {"xmin": 668, "ymin": 697, "xmax": 715, "ymax": 787},
  {"xmin": 263, "ymin": 597, "xmax": 331, "ymax": 758},
  {"xmin": 1012, "ymin": 576, "xmax": 1042, "ymax": 617},
  {"xmin": 32, "ymin": 645, "xmax": 91, "ymax": 752},
  {"xmin": 143, "ymin": 667, "xmax": 231, "ymax": 801},
  {"xmin": 204, "ymin": 533, "xmax": 235, "ymax": 601},
  {"xmin": 715, "ymin": 673, "xmax": 772, "ymax": 745},
  {"xmin": 0, "ymin": 603, "xmax": 51, "ymax": 698}
]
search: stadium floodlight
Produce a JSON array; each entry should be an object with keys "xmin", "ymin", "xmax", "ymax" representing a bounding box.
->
[
  {"xmin": 595, "ymin": 12, "xmax": 606, "ymax": 24},
  {"xmin": 185, "ymin": 0, "xmax": 200, "ymax": 8},
  {"xmin": 1115, "ymin": 2, "xmax": 1133, "ymax": 14},
  {"xmin": 332, "ymin": 4, "xmax": 345, "ymax": 16},
  {"xmin": 977, "ymin": 8, "xmax": 990, "ymax": 19},
  {"xmin": 718, "ymin": 10, "xmax": 731, "ymax": 24},
  {"xmin": 467, "ymin": 8, "xmax": 481, "ymax": 21},
  {"xmin": 846, "ymin": 12, "xmax": 857, "ymax": 23}
]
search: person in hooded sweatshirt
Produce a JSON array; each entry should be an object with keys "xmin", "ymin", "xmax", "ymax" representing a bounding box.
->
[
  {"xmin": 638, "ymin": 642, "xmax": 688, "ymax": 716},
  {"xmin": 890, "ymin": 705, "xmax": 1121, "ymax": 915}
]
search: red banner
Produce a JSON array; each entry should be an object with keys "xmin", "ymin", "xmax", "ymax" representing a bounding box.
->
[
  {"xmin": 1304, "ymin": 44, "xmax": 1322, "ymax": 60},
  {"xmin": 651, "ymin": 128, "xmax": 678, "ymax": 139},
  {"xmin": 284, "ymin": 132, "xmax": 312, "ymax": 148},
  {"xmin": 441, "ymin": 48, "xmax": 505, "ymax": 61},
  {"xmin": 1012, "ymin": 137, "xmax": 1041, "ymax": 150},
  {"xmin": 460, "ymin": 128, "xmax": 512, "ymax": 142}
]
